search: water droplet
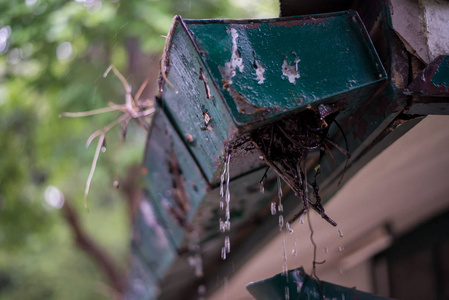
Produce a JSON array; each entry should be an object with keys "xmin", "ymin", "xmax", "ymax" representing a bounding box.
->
[
  {"xmin": 337, "ymin": 228, "xmax": 344, "ymax": 238},
  {"xmin": 259, "ymin": 181, "xmax": 264, "ymax": 194},
  {"xmin": 282, "ymin": 263, "xmax": 288, "ymax": 275},
  {"xmin": 225, "ymin": 220, "xmax": 231, "ymax": 231},
  {"xmin": 221, "ymin": 247, "xmax": 227, "ymax": 260},
  {"xmin": 300, "ymin": 214, "xmax": 304, "ymax": 224},
  {"xmin": 277, "ymin": 176, "xmax": 283, "ymax": 199},
  {"xmin": 340, "ymin": 266, "xmax": 345, "ymax": 275},
  {"xmin": 278, "ymin": 203, "xmax": 283, "ymax": 212},
  {"xmin": 188, "ymin": 256, "xmax": 195, "ymax": 266},
  {"xmin": 101, "ymin": 146, "xmax": 106, "ymax": 153},
  {"xmin": 198, "ymin": 285, "xmax": 206, "ymax": 295},
  {"xmin": 322, "ymin": 247, "xmax": 328, "ymax": 254},
  {"xmin": 285, "ymin": 286, "xmax": 290, "ymax": 300},
  {"xmin": 271, "ymin": 202, "xmax": 277, "ymax": 215},
  {"xmin": 286, "ymin": 222, "xmax": 293, "ymax": 234},
  {"xmin": 219, "ymin": 219, "xmax": 225, "ymax": 232},
  {"xmin": 281, "ymin": 237, "xmax": 288, "ymax": 275},
  {"xmin": 225, "ymin": 236, "xmax": 230, "ymax": 253},
  {"xmin": 292, "ymin": 239, "xmax": 298, "ymax": 256},
  {"xmin": 198, "ymin": 284, "xmax": 206, "ymax": 295},
  {"xmin": 220, "ymin": 164, "xmax": 226, "ymax": 197},
  {"xmin": 194, "ymin": 254, "xmax": 203, "ymax": 277},
  {"xmin": 338, "ymin": 245, "xmax": 344, "ymax": 252},
  {"xmin": 279, "ymin": 215, "xmax": 284, "ymax": 230},
  {"xmin": 220, "ymin": 201, "xmax": 224, "ymax": 210}
]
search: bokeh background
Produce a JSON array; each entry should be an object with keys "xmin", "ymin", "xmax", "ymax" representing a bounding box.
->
[{"xmin": 0, "ymin": 1, "xmax": 277, "ymax": 299}]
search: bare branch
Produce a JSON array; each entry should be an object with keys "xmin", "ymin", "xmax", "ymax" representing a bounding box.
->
[
  {"xmin": 62, "ymin": 200, "xmax": 126, "ymax": 294},
  {"xmin": 134, "ymin": 78, "xmax": 149, "ymax": 102},
  {"xmin": 63, "ymin": 65, "xmax": 154, "ymax": 208},
  {"xmin": 133, "ymin": 107, "xmax": 155, "ymax": 118},
  {"xmin": 62, "ymin": 106, "xmax": 123, "ymax": 118},
  {"xmin": 105, "ymin": 65, "xmax": 131, "ymax": 94},
  {"xmin": 84, "ymin": 133, "xmax": 105, "ymax": 209},
  {"xmin": 160, "ymin": 18, "xmax": 179, "ymax": 94},
  {"xmin": 86, "ymin": 114, "xmax": 130, "ymax": 147}
]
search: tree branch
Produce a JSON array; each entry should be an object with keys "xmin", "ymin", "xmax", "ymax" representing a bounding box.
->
[{"xmin": 61, "ymin": 200, "xmax": 127, "ymax": 296}]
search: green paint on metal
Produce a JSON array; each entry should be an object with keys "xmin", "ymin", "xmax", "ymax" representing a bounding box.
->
[
  {"xmin": 140, "ymin": 109, "xmax": 283, "ymax": 300},
  {"xmin": 185, "ymin": 10, "xmax": 386, "ymax": 126},
  {"xmin": 247, "ymin": 267, "xmax": 390, "ymax": 300},
  {"xmin": 132, "ymin": 212, "xmax": 176, "ymax": 281},
  {"xmin": 160, "ymin": 11, "xmax": 387, "ymax": 186},
  {"xmin": 143, "ymin": 110, "xmax": 209, "ymax": 248},
  {"xmin": 161, "ymin": 22, "xmax": 264, "ymax": 185},
  {"xmin": 126, "ymin": 255, "xmax": 159, "ymax": 300},
  {"xmin": 431, "ymin": 56, "xmax": 449, "ymax": 89}
]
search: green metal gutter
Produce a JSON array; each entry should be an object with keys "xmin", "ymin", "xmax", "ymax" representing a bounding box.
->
[
  {"xmin": 127, "ymin": 1, "xmax": 449, "ymax": 299},
  {"xmin": 247, "ymin": 267, "xmax": 390, "ymax": 300}
]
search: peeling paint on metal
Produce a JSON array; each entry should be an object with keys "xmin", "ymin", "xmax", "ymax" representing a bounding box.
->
[
  {"xmin": 199, "ymin": 68, "xmax": 212, "ymax": 99},
  {"xmin": 203, "ymin": 111, "xmax": 211, "ymax": 126},
  {"xmin": 282, "ymin": 53, "xmax": 300, "ymax": 84},
  {"xmin": 253, "ymin": 55, "xmax": 266, "ymax": 84},
  {"xmin": 219, "ymin": 28, "xmax": 244, "ymax": 85}
]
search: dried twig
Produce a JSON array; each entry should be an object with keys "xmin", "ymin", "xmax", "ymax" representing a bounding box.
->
[
  {"xmin": 84, "ymin": 133, "xmax": 105, "ymax": 208},
  {"xmin": 159, "ymin": 17, "xmax": 179, "ymax": 94},
  {"xmin": 63, "ymin": 65, "xmax": 155, "ymax": 208}
]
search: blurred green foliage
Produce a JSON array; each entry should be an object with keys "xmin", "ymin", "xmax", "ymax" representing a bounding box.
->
[{"xmin": 0, "ymin": 0, "xmax": 277, "ymax": 299}]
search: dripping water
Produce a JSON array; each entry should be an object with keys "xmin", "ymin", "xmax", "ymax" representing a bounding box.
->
[
  {"xmin": 187, "ymin": 231, "xmax": 203, "ymax": 278},
  {"xmin": 292, "ymin": 238, "xmax": 298, "ymax": 256},
  {"xmin": 281, "ymin": 237, "xmax": 288, "ymax": 275},
  {"xmin": 221, "ymin": 246, "xmax": 226, "ymax": 260},
  {"xmin": 277, "ymin": 176, "xmax": 283, "ymax": 212},
  {"xmin": 224, "ymin": 236, "xmax": 230, "ymax": 253},
  {"xmin": 225, "ymin": 154, "xmax": 231, "ymax": 227},
  {"xmin": 220, "ymin": 160, "xmax": 226, "ymax": 197},
  {"xmin": 277, "ymin": 176, "xmax": 288, "ymax": 276},
  {"xmin": 300, "ymin": 213, "xmax": 305, "ymax": 224},
  {"xmin": 220, "ymin": 154, "xmax": 232, "ymax": 260},
  {"xmin": 279, "ymin": 215, "xmax": 284, "ymax": 230},
  {"xmin": 337, "ymin": 227, "xmax": 344, "ymax": 238},
  {"xmin": 271, "ymin": 202, "xmax": 277, "ymax": 215},
  {"xmin": 198, "ymin": 285, "xmax": 206, "ymax": 300},
  {"xmin": 224, "ymin": 276, "xmax": 229, "ymax": 300}
]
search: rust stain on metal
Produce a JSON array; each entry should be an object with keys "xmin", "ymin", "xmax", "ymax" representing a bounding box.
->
[
  {"xmin": 406, "ymin": 56, "xmax": 449, "ymax": 96},
  {"xmin": 233, "ymin": 22, "xmax": 262, "ymax": 30},
  {"xmin": 185, "ymin": 133, "xmax": 194, "ymax": 143},
  {"xmin": 269, "ymin": 17, "xmax": 326, "ymax": 28},
  {"xmin": 167, "ymin": 150, "xmax": 190, "ymax": 226},
  {"xmin": 227, "ymin": 86, "xmax": 269, "ymax": 115}
]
